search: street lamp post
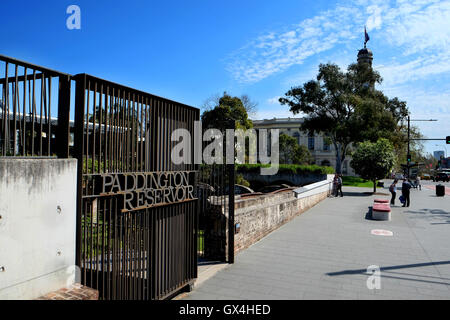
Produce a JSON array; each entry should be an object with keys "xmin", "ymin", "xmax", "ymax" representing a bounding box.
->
[{"xmin": 406, "ymin": 117, "xmax": 438, "ymax": 178}]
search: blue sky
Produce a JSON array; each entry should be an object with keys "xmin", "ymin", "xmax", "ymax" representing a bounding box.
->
[{"xmin": 2, "ymin": 0, "xmax": 449, "ymax": 155}]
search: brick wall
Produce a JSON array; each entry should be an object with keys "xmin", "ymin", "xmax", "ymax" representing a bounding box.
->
[{"xmin": 36, "ymin": 284, "xmax": 98, "ymax": 300}]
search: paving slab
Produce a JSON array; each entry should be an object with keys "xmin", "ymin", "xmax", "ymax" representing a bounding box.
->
[{"xmin": 183, "ymin": 181, "xmax": 450, "ymax": 300}]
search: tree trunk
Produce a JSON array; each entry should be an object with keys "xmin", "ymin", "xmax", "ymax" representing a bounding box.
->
[
  {"xmin": 335, "ymin": 145, "xmax": 342, "ymax": 174},
  {"xmin": 373, "ymin": 180, "xmax": 377, "ymax": 193}
]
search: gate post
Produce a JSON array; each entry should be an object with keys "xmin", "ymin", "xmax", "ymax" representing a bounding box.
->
[
  {"xmin": 55, "ymin": 75, "xmax": 71, "ymax": 158},
  {"xmin": 227, "ymin": 163, "xmax": 235, "ymax": 264},
  {"xmin": 227, "ymin": 119, "xmax": 236, "ymax": 264},
  {"xmin": 73, "ymin": 74, "xmax": 86, "ymax": 269}
]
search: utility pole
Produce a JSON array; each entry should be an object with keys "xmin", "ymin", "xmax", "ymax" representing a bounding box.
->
[
  {"xmin": 406, "ymin": 117, "xmax": 438, "ymax": 178},
  {"xmin": 407, "ymin": 116, "xmax": 410, "ymax": 178}
]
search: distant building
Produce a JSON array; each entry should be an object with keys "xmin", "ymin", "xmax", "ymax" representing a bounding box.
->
[
  {"xmin": 442, "ymin": 158, "xmax": 450, "ymax": 169},
  {"xmin": 252, "ymin": 34, "xmax": 378, "ymax": 176},
  {"xmin": 252, "ymin": 117, "xmax": 356, "ymax": 175},
  {"xmin": 434, "ymin": 151, "xmax": 445, "ymax": 161}
]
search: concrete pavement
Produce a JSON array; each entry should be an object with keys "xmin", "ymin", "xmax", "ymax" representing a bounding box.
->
[{"xmin": 183, "ymin": 181, "xmax": 450, "ymax": 300}]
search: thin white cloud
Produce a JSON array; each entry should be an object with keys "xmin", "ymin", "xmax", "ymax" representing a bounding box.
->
[
  {"xmin": 226, "ymin": 0, "xmax": 450, "ymax": 85},
  {"xmin": 226, "ymin": 4, "xmax": 365, "ymax": 83},
  {"xmin": 267, "ymin": 96, "xmax": 282, "ymax": 105}
]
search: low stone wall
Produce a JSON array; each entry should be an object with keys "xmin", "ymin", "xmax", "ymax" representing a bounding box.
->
[
  {"xmin": 233, "ymin": 175, "xmax": 334, "ymax": 254},
  {"xmin": 239, "ymin": 171, "xmax": 326, "ymax": 188}
]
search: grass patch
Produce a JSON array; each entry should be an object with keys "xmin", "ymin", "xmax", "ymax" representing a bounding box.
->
[
  {"xmin": 198, "ymin": 230, "xmax": 204, "ymax": 252},
  {"xmin": 342, "ymin": 176, "xmax": 380, "ymax": 188}
]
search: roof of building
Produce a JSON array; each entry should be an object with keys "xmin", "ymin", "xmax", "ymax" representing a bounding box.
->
[
  {"xmin": 252, "ymin": 117, "xmax": 304, "ymax": 126},
  {"xmin": 358, "ymin": 48, "xmax": 373, "ymax": 56}
]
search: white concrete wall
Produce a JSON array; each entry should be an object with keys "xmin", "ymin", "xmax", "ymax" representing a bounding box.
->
[
  {"xmin": 0, "ymin": 159, "xmax": 78, "ymax": 300},
  {"xmin": 293, "ymin": 174, "xmax": 334, "ymax": 199}
]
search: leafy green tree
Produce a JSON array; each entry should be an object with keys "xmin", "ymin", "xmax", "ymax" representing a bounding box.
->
[
  {"xmin": 279, "ymin": 133, "xmax": 313, "ymax": 165},
  {"xmin": 350, "ymin": 138, "xmax": 395, "ymax": 193},
  {"xmin": 202, "ymin": 93, "xmax": 258, "ymax": 118},
  {"xmin": 201, "ymin": 93, "xmax": 253, "ymax": 131},
  {"xmin": 279, "ymin": 62, "xmax": 408, "ymax": 174}
]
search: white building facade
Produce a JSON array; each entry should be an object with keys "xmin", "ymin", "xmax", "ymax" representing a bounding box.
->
[{"xmin": 253, "ymin": 117, "xmax": 356, "ymax": 176}]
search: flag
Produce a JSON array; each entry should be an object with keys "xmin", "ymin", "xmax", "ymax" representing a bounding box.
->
[{"xmin": 365, "ymin": 27, "xmax": 370, "ymax": 44}]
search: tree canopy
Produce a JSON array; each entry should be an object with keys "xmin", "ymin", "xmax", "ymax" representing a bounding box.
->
[
  {"xmin": 350, "ymin": 138, "xmax": 395, "ymax": 192},
  {"xmin": 279, "ymin": 62, "xmax": 409, "ymax": 174},
  {"xmin": 279, "ymin": 133, "xmax": 313, "ymax": 165},
  {"xmin": 201, "ymin": 93, "xmax": 253, "ymax": 131}
]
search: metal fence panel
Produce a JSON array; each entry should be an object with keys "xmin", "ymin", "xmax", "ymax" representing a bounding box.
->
[{"xmin": 73, "ymin": 73, "xmax": 200, "ymax": 300}]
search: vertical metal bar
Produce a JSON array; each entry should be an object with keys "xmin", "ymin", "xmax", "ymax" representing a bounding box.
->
[
  {"xmin": 3, "ymin": 62, "xmax": 9, "ymax": 156},
  {"xmin": 22, "ymin": 68, "xmax": 27, "ymax": 156},
  {"xmin": 31, "ymin": 71, "xmax": 36, "ymax": 157},
  {"xmin": 98, "ymin": 84, "xmax": 103, "ymax": 172},
  {"xmin": 12, "ymin": 65, "xmax": 18, "ymax": 156},
  {"xmin": 74, "ymin": 74, "xmax": 86, "ymax": 269},
  {"xmin": 131, "ymin": 94, "xmax": 136, "ymax": 172},
  {"xmin": 104, "ymin": 86, "xmax": 109, "ymax": 173},
  {"xmin": 228, "ymin": 125, "xmax": 235, "ymax": 264},
  {"xmin": 92, "ymin": 82, "xmax": 97, "ymax": 174},
  {"xmin": 56, "ymin": 75, "xmax": 71, "ymax": 158},
  {"xmin": 39, "ymin": 73, "xmax": 44, "ymax": 156},
  {"xmin": 47, "ymin": 77, "xmax": 52, "ymax": 156},
  {"xmin": 84, "ymin": 81, "xmax": 90, "ymax": 178}
]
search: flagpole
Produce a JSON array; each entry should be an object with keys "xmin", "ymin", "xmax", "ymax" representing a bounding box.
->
[{"xmin": 364, "ymin": 26, "xmax": 367, "ymax": 48}]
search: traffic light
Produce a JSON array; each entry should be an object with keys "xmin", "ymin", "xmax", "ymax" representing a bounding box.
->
[
  {"xmin": 447, "ymin": 136, "xmax": 450, "ymax": 144},
  {"xmin": 407, "ymin": 154, "xmax": 412, "ymax": 162}
]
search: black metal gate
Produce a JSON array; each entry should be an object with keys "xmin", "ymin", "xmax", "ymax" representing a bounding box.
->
[
  {"xmin": 1, "ymin": 54, "xmax": 236, "ymax": 300},
  {"xmin": 73, "ymin": 74, "xmax": 200, "ymax": 300},
  {"xmin": 197, "ymin": 164, "xmax": 235, "ymax": 263}
]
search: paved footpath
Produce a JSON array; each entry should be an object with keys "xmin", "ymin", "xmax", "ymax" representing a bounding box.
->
[{"xmin": 184, "ymin": 181, "xmax": 450, "ymax": 300}]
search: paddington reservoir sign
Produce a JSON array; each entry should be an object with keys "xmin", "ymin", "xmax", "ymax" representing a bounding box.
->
[{"xmin": 99, "ymin": 171, "xmax": 196, "ymax": 211}]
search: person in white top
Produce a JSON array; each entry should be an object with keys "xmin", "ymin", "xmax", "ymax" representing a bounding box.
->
[
  {"xmin": 389, "ymin": 180, "xmax": 398, "ymax": 205},
  {"xmin": 415, "ymin": 176, "xmax": 421, "ymax": 191}
]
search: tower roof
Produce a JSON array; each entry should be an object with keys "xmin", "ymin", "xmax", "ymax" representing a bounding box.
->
[
  {"xmin": 358, "ymin": 48, "xmax": 373, "ymax": 56},
  {"xmin": 357, "ymin": 47, "xmax": 373, "ymax": 65}
]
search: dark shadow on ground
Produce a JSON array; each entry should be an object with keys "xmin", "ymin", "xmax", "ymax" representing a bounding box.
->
[
  {"xmin": 365, "ymin": 207, "xmax": 373, "ymax": 220},
  {"xmin": 404, "ymin": 208, "xmax": 450, "ymax": 224},
  {"xmin": 342, "ymin": 192, "xmax": 373, "ymax": 197},
  {"xmin": 197, "ymin": 259, "xmax": 226, "ymax": 266},
  {"xmin": 405, "ymin": 208, "xmax": 449, "ymax": 215},
  {"xmin": 326, "ymin": 261, "xmax": 450, "ymax": 286}
]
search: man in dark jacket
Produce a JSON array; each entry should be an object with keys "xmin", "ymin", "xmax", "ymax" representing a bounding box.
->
[{"xmin": 401, "ymin": 179, "xmax": 412, "ymax": 207}]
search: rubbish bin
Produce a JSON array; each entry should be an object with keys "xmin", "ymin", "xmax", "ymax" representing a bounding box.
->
[{"xmin": 436, "ymin": 184, "xmax": 445, "ymax": 197}]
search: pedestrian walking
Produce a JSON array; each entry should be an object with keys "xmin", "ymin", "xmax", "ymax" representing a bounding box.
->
[
  {"xmin": 415, "ymin": 176, "xmax": 421, "ymax": 191},
  {"xmin": 333, "ymin": 174, "xmax": 339, "ymax": 197},
  {"xmin": 336, "ymin": 174, "xmax": 343, "ymax": 197},
  {"xmin": 401, "ymin": 178, "xmax": 412, "ymax": 207},
  {"xmin": 389, "ymin": 180, "xmax": 398, "ymax": 205}
]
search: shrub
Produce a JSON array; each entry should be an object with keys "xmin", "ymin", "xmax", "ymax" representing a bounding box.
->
[{"xmin": 236, "ymin": 163, "xmax": 334, "ymax": 175}]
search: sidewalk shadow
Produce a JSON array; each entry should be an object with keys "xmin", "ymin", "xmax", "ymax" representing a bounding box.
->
[
  {"xmin": 327, "ymin": 261, "xmax": 450, "ymax": 286},
  {"xmin": 365, "ymin": 207, "xmax": 373, "ymax": 220},
  {"xmin": 405, "ymin": 208, "xmax": 450, "ymax": 224},
  {"xmin": 342, "ymin": 192, "xmax": 373, "ymax": 197},
  {"xmin": 198, "ymin": 259, "xmax": 226, "ymax": 267}
]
